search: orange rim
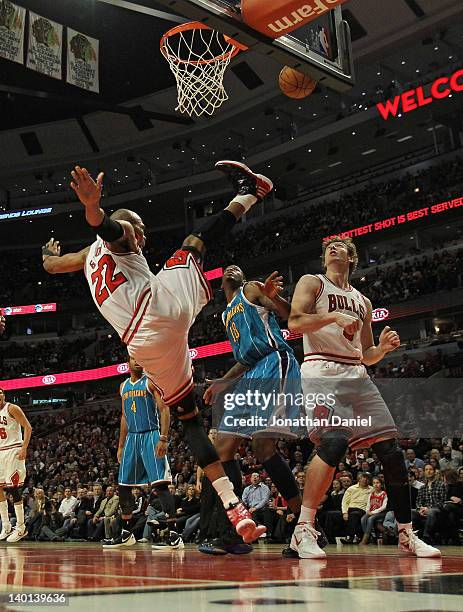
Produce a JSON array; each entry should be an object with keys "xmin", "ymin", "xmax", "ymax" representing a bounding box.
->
[{"xmin": 160, "ymin": 21, "xmax": 248, "ymax": 66}]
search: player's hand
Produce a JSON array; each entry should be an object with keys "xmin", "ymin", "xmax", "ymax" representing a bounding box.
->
[
  {"xmin": 117, "ymin": 446, "xmax": 123, "ymax": 463},
  {"xmin": 0, "ymin": 316, "xmax": 5, "ymax": 336},
  {"xmin": 43, "ymin": 238, "xmax": 61, "ymax": 258},
  {"xmin": 155, "ymin": 440, "xmax": 168, "ymax": 458},
  {"xmin": 70, "ymin": 166, "xmax": 104, "ymax": 210},
  {"xmin": 203, "ymin": 377, "xmax": 230, "ymax": 405},
  {"xmin": 261, "ymin": 271, "xmax": 284, "ymax": 299},
  {"xmin": 379, "ymin": 326, "xmax": 400, "ymax": 353},
  {"xmin": 16, "ymin": 447, "xmax": 26, "ymax": 461},
  {"xmin": 334, "ymin": 313, "xmax": 360, "ymax": 336}
]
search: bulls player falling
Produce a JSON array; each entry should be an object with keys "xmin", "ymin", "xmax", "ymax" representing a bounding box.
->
[
  {"xmin": 287, "ymin": 237, "xmax": 440, "ymax": 558},
  {"xmin": 0, "ymin": 389, "xmax": 32, "ymax": 543},
  {"xmin": 42, "ymin": 161, "xmax": 273, "ymax": 543}
]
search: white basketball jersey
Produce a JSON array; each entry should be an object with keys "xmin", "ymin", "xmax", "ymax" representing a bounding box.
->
[
  {"xmin": 303, "ymin": 274, "xmax": 367, "ymax": 365},
  {"xmin": 0, "ymin": 403, "xmax": 23, "ymax": 449},
  {"xmin": 84, "ymin": 238, "xmax": 156, "ymax": 344}
]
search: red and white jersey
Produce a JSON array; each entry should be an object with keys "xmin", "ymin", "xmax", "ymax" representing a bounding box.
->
[
  {"xmin": 0, "ymin": 403, "xmax": 23, "ymax": 450},
  {"xmin": 84, "ymin": 238, "xmax": 156, "ymax": 344},
  {"xmin": 303, "ymin": 274, "xmax": 368, "ymax": 365}
]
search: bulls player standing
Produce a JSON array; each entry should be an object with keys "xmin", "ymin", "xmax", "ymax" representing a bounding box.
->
[
  {"xmin": 42, "ymin": 161, "xmax": 273, "ymax": 544},
  {"xmin": 0, "ymin": 389, "xmax": 32, "ymax": 543},
  {"xmin": 287, "ymin": 237, "xmax": 440, "ymax": 558}
]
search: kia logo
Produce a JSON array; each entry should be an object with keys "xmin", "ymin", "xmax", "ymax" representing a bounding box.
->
[
  {"xmin": 372, "ymin": 308, "xmax": 389, "ymax": 322},
  {"xmin": 117, "ymin": 363, "xmax": 129, "ymax": 374},
  {"xmin": 4, "ymin": 308, "xmax": 12, "ymax": 316},
  {"xmin": 281, "ymin": 329, "xmax": 290, "ymax": 340},
  {"xmin": 189, "ymin": 348, "xmax": 198, "ymax": 359},
  {"xmin": 42, "ymin": 375, "xmax": 56, "ymax": 385},
  {"xmin": 35, "ymin": 304, "xmax": 43, "ymax": 312}
]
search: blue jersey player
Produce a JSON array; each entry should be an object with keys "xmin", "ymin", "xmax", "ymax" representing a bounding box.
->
[
  {"xmin": 201, "ymin": 267, "xmax": 316, "ymax": 556},
  {"xmin": 104, "ymin": 356, "xmax": 172, "ymax": 548}
]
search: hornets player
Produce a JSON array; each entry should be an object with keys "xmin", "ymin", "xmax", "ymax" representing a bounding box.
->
[
  {"xmin": 104, "ymin": 356, "xmax": 172, "ymax": 548},
  {"xmin": 202, "ymin": 266, "xmax": 307, "ymax": 554}
]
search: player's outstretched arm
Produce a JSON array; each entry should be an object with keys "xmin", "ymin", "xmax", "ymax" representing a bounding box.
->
[
  {"xmin": 361, "ymin": 298, "xmax": 400, "ymax": 365},
  {"xmin": 8, "ymin": 404, "xmax": 32, "ymax": 462},
  {"xmin": 203, "ymin": 362, "xmax": 248, "ymax": 405},
  {"xmin": 245, "ymin": 272, "xmax": 291, "ymax": 319},
  {"xmin": 42, "ymin": 238, "xmax": 90, "ymax": 274}
]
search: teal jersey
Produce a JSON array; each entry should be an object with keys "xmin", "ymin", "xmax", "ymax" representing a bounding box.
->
[
  {"xmin": 120, "ymin": 375, "xmax": 159, "ymax": 433},
  {"xmin": 222, "ymin": 285, "xmax": 293, "ymax": 367}
]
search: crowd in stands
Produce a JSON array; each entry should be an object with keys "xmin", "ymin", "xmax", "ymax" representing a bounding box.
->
[{"xmin": 0, "ymin": 394, "xmax": 459, "ymax": 547}]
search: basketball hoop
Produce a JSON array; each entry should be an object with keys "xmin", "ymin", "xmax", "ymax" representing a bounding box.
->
[{"xmin": 160, "ymin": 21, "xmax": 247, "ymax": 117}]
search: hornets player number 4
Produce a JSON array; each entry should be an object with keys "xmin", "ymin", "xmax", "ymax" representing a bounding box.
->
[{"xmin": 104, "ymin": 356, "xmax": 171, "ymax": 549}]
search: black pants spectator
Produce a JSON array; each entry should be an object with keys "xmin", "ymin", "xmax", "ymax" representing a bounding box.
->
[
  {"xmin": 443, "ymin": 502, "xmax": 463, "ymax": 544},
  {"xmin": 412, "ymin": 508, "xmax": 441, "ymax": 541},
  {"xmin": 321, "ymin": 510, "xmax": 346, "ymax": 543},
  {"xmin": 347, "ymin": 508, "xmax": 365, "ymax": 539}
]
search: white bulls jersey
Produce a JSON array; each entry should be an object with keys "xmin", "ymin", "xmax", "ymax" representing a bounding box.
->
[
  {"xmin": 303, "ymin": 274, "xmax": 367, "ymax": 365},
  {"xmin": 84, "ymin": 238, "xmax": 156, "ymax": 344},
  {"xmin": 0, "ymin": 403, "xmax": 23, "ymax": 450}
]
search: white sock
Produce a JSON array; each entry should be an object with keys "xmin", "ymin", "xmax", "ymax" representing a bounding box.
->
[
  {"xmin": 14, "ymin": 503, "xmax": 25, "ymax": 529},
  {"xmin": 398, "ymin": 522, "xmax": 412, "ymax": 534},
  {"xmin": 212, "ymin": 476, "xmax": 239, "ymax": 509},
  {"xmin": 299, "ymin": 506, "xmax": 317, "ymax": 526},
  {"xmin": 0, "ymin": 501, "xmax": 10, "ymax": 529},
  {"xmin": 231, "ymin": 194, "xmax": 257, "ymax": 212}
]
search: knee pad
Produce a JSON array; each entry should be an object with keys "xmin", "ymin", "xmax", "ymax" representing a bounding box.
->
[
  {"xmin": 181, "ymin": 415, "xmax": 219, "ymax": 468},
  {"xmin": 10, "ymin": 487, "xmax": 23, "ymax": 503},
  {"xmin": 118, "ymin": 485, "xmax": 135, "ymax": 515},
  {"xmin": 317, "ymin": 432, "xmax": 349, "ymax": 467},
  {"xmin": 372, "ymin": 439, "xmax": 407, "ymax": 486},
  {"xmin": 172, "ymin": 391, "xmax": 198, "ymax": 419}
]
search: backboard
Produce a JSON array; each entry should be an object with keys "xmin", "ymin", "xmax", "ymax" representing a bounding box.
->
[{"xmin": 154, "ymin": 0, "xmax": 355, "ymax": 91}]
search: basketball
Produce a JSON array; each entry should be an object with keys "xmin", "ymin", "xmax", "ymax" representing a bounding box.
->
[{"xmin": 278, "ymin": 66, "xmax": 317, "ymax": 99}]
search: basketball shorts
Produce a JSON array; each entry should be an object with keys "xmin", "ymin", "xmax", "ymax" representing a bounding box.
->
[
  {"xmin": 119, "ymin": 431, "xmax": 172, "ymax": 486},
  {"xmin": 0, "ymin": 446, "xmax": 26, "ymax": 488},
  {"xmin": 301, "ymin": 361, "xmax": 398, "ymax": 450},
  {"xmin": 217, "ymin": 350, "xmax": 302, "ymax": 439},
  {"xmin": 129, "ymin": 248, "xmax": 212, "ymax": 407}
]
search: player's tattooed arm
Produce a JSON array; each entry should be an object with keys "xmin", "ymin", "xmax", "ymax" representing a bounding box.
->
[
  {"xmin": 8, "ymin": 404, "xmax": 32, "ymax": 461},
  {"xmin": 42, "ymin": 238, "xmax": 90, "ymax": 274},
  {"xmin": 245, "ymin": 271, "xmax": 292, "ymax": 320},
  {"xmin": 361, "ymin": 297, "xmax": 400, "ymax": 366}
]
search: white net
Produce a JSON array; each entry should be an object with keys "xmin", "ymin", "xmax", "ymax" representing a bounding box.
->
[{"xmin": 161, "ymin": 26, "xmax": 239, "ymax": 117}]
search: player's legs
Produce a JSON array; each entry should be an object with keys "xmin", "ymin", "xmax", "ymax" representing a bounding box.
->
[
  {"xmin": 173, "ymin": 392, "xmax": 265, "ymax": 543},
  {"xmin": 6, "ymin": 486, "xmax": 27, "ymax": 543},
  {"xmin": 182, "ymin": 161, "xmax": 273, "ymax": 259},
  {"xmin": 102, "ymin": 485, "xmax": 137, "ymax": 548},
  {"xmin": 0, "ymin": 486, "xmax": 12, "ymax": 540},
  {"xmin": 372, "ymin": 438, "xmax": 440, "ymax": 557}
]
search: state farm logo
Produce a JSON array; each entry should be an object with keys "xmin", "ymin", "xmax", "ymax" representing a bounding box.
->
[
  {"xmin": 42, "ymin": 375, "xmax": 56, "ymax": 385},
  {"xmin": 281, "ymin": 329, "xmax": 290, "ymax": 340},
  {"xmin": 189, "ymin": 348, "xmax": 198, "ymax": 359},
  {"xmin": 372, "ymin": 308, "xmax": 389, "ymax": 322},
  {"xmin": 117, "ymin": 363, "xmax": 129, "ymax": 374}
]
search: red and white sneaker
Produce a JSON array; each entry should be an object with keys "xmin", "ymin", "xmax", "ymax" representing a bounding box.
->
[
  {"xmin": 226, "ymin": 502, "xmax": 266, "ymax": 543},
  {"xmin": 215, "ymin": 160, "xmax": 274, "ymax": 201},
  {"xmin": 398, "ymin": 528, "xmax": 441, "ymax": 558}
]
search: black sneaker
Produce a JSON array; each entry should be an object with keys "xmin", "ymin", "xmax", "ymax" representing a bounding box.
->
[
  {"xmin": 215, "ymin": 160, "xmax": 273, "ymax": 201},
  {"xmin": 198, "ymin": 537, "xmax": 253, "ymax": 555},
  {"xmin": 282, "ymin": 546, "xmax": 299, "ymax": 558},
  {"xmin": 103, "ymin": 529, "xmax": 136, "ymax": 549},
  {"xmin": 152, "ymin": 530, "xmax": 184, "ymax": 550}
]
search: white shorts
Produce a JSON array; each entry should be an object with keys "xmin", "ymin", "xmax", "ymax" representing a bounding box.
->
[
  {"xmin": 301, "ymin": 360, "xmax": 398, "ymax": 450},
  {"xmin": 0, "ymin": 446, "xmax": 26, "ymax": 488},
  {"xmin": 129, "ymin": 249, "xmax": 212, "ymax": 406}
]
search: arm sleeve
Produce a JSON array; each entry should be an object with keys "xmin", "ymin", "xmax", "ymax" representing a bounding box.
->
[
  {"xmin": 341, "ymin": 487, "xmax": 352, "ymax": 514},
  {"xmin": 242, "ymin": 486, "xmax": 250, "ymax": 508},
  {"xmin": 93, "ymin": 214, "xmax": 124, "ymax": 242}
]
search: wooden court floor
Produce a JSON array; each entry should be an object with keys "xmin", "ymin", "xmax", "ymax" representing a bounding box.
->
[{"xmin": 0, "ymin": 543, "xmax": 462, "ymax": 611}]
